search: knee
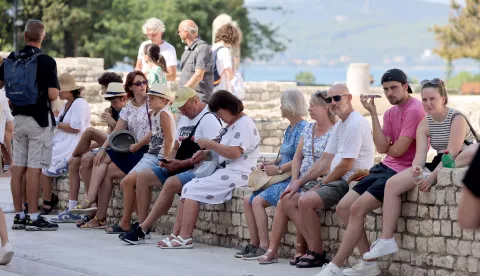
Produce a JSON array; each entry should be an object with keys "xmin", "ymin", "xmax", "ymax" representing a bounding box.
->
[
  {"xmin": 81, "ymin": 154, "xmax": 94, "ymax": 168},
  {"xmin": 162, "ymin": 177, "xmax": 180, "ymax": 194},
  {"xmin": 244, "ymin": 194, "xmax": 252, "ymax": 207},
  {"xmin": 335, "ymin": 200, "xmax": 350, "ymax": 215},
  {"xmin": 298, "ymin": 193, "xmax": 322, "ymax": 211},
  {"xmin": 69, "ymin": 156, "xmax": 81, "ymax": 168},
  {"xmin": 84, "ymin": 127, "xmax": 96, "ymax": 136},
  {"xmin": 252, "ymin": 196, "xmax": 267, "ymax": 209},
  {"xmin": 349, "ymin": 202, "xmax": 367, "ymax": 219}
]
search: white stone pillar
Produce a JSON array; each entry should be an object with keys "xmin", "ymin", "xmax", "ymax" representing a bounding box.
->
[{"xmin": 346, "ymin": 63, "xmax": 371, "ymax": 95}]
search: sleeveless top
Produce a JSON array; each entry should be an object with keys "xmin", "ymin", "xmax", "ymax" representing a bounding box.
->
[
  {"xmin": 147, "ymin": 106, "xmax": 176, "ymax": 158},
  {"xmin": 426, "ymin": 108, "xmax": 475, "ymax": 152}
]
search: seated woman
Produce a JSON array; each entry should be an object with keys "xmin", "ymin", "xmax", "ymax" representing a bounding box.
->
[
  {"xmin": 123, "ymin": 90, "xmax": 260, "ymax": 247},
  {"xmin": 105, "ymin": 83, "xmax": 175, "ymax": 234},
  {"xmin": 70, "ymin": 71, "xmax": 152, "ymax": 229},
  {"xmin": 239, "ymin": 89, "xmax": 308, "ymax": 259},
  {"xmin": 365, "ymin": 78, "xmax": 477, "ymax": 259},
  {"xmin": 40, "ymin": 73, "xmax": 91, "ymax": 215},
  {"xmin": 251, "ymin": 91, "xmax": 336, "ymax": 265}
]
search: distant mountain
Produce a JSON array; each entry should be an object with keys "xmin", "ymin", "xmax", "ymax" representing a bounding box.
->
[{"xmin": 246, "ymin": 0, "xmax": 451, "ymax": 66}]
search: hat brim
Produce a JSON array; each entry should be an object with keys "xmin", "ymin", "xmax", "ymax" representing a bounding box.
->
[
  {"xmin": 171, "ymin": 100, "xmax": 188, "ymax": 109},
  {"xmin": 104, "ymin": 93, "xmax": 127, "ymax": 99},
  {"xmin": 108, "ymin": 130, "xmax": 138, "ymax": 153},
  {"xmin": 146, "ymin": 92, "xmax": 174, "ymax": 101},
  {"xmin": 60, "ymin": 85, "xmax": 84, "ymax": 92}
]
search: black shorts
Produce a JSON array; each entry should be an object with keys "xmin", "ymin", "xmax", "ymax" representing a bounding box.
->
[
  {"xmin": 352, "ymin": 163, "xmax": 397, "ymax": 202},
  {"xmin": 425, "ymin": 153, "xmax": 443, "ymax": 172},
  {"xmin": 463, "ymin": 146, "xmax": 480, "ymax": 198}
]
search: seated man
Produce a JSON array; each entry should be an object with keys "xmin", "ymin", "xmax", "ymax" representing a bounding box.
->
[
  {"xmin": 316, "ymin": 69, "xmax": 425, "ymax": 276},
  {"xmin": 52, "ymin": 74, "xmax": 126, "ymax": 223},
  {"xmin": 281, "ymin": 84, "xmax": 375, "ymax": 268},
  {"xmin": 119, "ymin": 87, "xmax": 222, "ymax": 243}
]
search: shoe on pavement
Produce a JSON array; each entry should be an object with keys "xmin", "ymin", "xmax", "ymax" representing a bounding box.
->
[
  {"xmin": 363, "ymin": 238, "xmax": 399, "ymax": 260},
  {"xmin": 314, "ymin": 263, "xmax": 344, "ymax": 276},
  {"xmin": 121, "ymin": 225, "xmax": 146, "ymax": 245},
  {"xmin": 12, "ymin": 214, "xmax": 26, "ymax": 230},
  {"xmin": 242, "ymin": 247, "xmax": 267, "ymax": 260},
  {"xmin": 25, "ymin": 215, "xmax": 59, "ymax": 231},
  {"xmin": 51, "ymin": 208, "xmax": 82, "ymax": 223},
  {"xmin": 2, "ymin": 204, "xmax": 14, "ymax": 214},
  {"xmin": 0, "ymin": 242, "xmax": 14, "ymax": 265},
  {"xmin": 343, "ymin": 261, "xmax": 381, "ymax": 276},
  {"xmin": 234, "ymin": 244, "xmax": 257, "ymax": 258}
]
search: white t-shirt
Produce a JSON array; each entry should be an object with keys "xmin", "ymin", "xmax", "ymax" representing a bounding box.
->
[
  {"xmin": 176, "ymin": 106, "xmax": 222, "ymax": 143},
  {"xmin": 212, "ymin": 42, "xmax": 232, "ymax": 92},
  {"xmin": 0, "ymin": 88, "xmax": 13, "ymax": 145},
  {"xmin": 325, "ymin": 111, "xmax": 375, "ymax": 180},
  {"xmin": 137, "ymin": 40, "xmax": 177, "ymax": 72}
]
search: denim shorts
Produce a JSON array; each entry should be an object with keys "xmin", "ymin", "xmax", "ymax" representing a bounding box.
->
[
  {"xmin": 152, "ymin": 166, "xmax": 195, "ymax": 186},
  {"xmin": 129, "ymin": 153, "xmax": 160, "ymax": 174}
]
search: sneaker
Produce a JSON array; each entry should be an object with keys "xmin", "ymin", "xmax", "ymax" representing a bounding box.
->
[
  {"xmin": 12, "ymin": 214, "xmax": 26, "ymax": 230},
  {"xmin": 234, "ymin": 244, "xmax": 256, "ymax": 258},
  {"xmin": 51, "ymin": 208, "xmax": 82, "ymax": 223},
  {"xmin": 25, "ymin": 215, "xmax": 59, "ymax": 231},
  {"xmin": 121, "ymin": 225, "xmax": 146, "ymax": 245},
  {"xmin": 363, "ymin": 239, "xmax": 399, "ymax": 259},
  {"xmin": 314, "ymin": 263, "xmax": 344, "ymax": 276},
  {"xmin": 46, "ymin": 159, "xmax": 69, "ymax": 177},
  {"xmin": 242, "ymin": 247, "xmax": 267, "ymax": 260},
  {"xmin": 119, "ymin": 229, "xmax": 151, "ymax": 240},
  {"xmin": 343, "ymin": 261, "xmax": 381, "ymax": 276},
  {"xmin": 0, "ymin": 242, "xmax": 14, "ymax": 265},
  {"xmin": 2, "ymin": 204, "xmax": 14, "ymax": 214}
]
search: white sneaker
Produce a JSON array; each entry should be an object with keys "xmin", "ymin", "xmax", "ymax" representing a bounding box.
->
[
  {"xmin": 2, "ymin": 204, "xmax": 14, "ymax": 213},
  {"xmin": 343, "ymin": 261, "xmax": 381, "ymax": 276},
  {"xmin": 0, "ymin": 242, "xmax": 14, "ymax": 265},
  {"xmin": 363, "ymin": 238, "xmax": 399, "ymax": 259},
  {"xmin": 314, "ymin": 263, "xmax": 344, "ymax": 276}
]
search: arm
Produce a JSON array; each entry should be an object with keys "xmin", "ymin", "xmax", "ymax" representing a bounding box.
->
[
  {"xmin": 321, "ymin": 158, "xmax": 355, "ymax": 184},
  {"xmin": 298, "ymin": 152, "xmax": 335, "ymax": 186},
  {"xmin": 361, "ymin": 96, "xmax": 390, "ymax": 152},
  {"xmin": 48, "ymin": 87, "xmax": 59, "ymax": 102},
  {"xmin": 135, "ymin": 59, "xmax": 143, "ymax": 71},
  {"xmin": 57, "ymin": 122, "xmax": 80, "ymax": 133},
  {"xmin": 411, "ymin": 119, "xmax": 430, "ymax": 169},
  {"xmin": 184, "ymin": 68, "xmax": 205, "ymax": 89},
  {"xmin": 386, "ymin": 109, "xmax": 424, "ymax": 158},
  {"xmin": 160, "ymin": 111, "xmax": 175, "ymax": 158},
  {"xmin": 166, "ymin": 66, "xmax": 177, "ymax": 81},
  {"xmin": 208, "ymin": 143, "xmax": 243, "ymax": 160},
  {"xmin": 290, "ymin": 137, "xmax": 305, "ymax": 180}
]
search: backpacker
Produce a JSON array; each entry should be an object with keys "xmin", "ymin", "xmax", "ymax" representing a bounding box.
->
[
  {"xmin": 3, "ymin": 51, "xmax": 44, "ymax": 106},
  {"xmin": 212, "ymin": 46, "xmax": 225, "ymax": 87}
]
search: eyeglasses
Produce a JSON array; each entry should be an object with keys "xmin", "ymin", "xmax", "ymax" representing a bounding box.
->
[
  {"xmin": 177, "ymin": 29, "xmax": 188, "ymax": 34},
  {"xmin": 325, "ymin": 94, "xmax": 348, "ymax": 104},
  {"xmin": 315, "ymin": 90, "xmax": 327, "ymax": 100},
  {"xmin": 132, "ymin": 80, "xmax": 148, "ymax": 87},
  {"xmin": 420, "ymin": 78, "xmax": 442, "ymax": 86}
]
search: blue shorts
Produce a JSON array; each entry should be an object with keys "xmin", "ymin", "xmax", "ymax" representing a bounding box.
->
[
  {"xmin": 129, "ymin": 153, "xmax": 160, "ymax": 174},
  {"xmin": 152, "ymin": 166, "xmax": 195, "ymax": 186}
]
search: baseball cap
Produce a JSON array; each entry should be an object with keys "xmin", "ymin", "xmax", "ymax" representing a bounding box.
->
[
  {"xmin": 381, "ymin": 68, "xmax": 413, "ymax": 94},
  {"xmin": 171, "ymin": 87, "xmax": 197, "ymax": 108}
]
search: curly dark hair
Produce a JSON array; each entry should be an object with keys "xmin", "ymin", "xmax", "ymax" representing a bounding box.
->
[
  {"xmin": 208, "ymin": 90, "xmax": 244, "ymax": 115},
  {"xmin": 214, "ymin": 24, "xmax": 241, "ymax": 46},
  {"xmin": 124, "ymin": 70, "xmax": 148, "ymax": 98},
  {"xmin": 98, "ymin": 72, "xmax": 123, "ymax": 87}
]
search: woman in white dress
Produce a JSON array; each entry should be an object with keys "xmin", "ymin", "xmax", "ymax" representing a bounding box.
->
[
  {"xmin": 158, "ymin": 90, "xmax": 260, "ymax": 249},
  {"xmin": 40, "ymin": 73, "xmax": 91, "ymax": 214}
]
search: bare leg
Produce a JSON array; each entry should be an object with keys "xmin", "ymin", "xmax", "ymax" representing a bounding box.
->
[
  {"xmin": 331, "ymin": 192, "xmax": 382, "ymax": 267},
  {"xmin": 119, "ymin": 172, "xmax": 138, "ymax": 229},
  {"xmin": 68, "ymin": 156, "xmax": 82, "ymax": 201},
  {"xmin": 283, "ymin": 193, "xmax": 305, "ymax": 237},
  {"xmin": 252, "ymin": 196, "xmax": 271, "ymax": 250},
  {"xmin": 26, "ymin": 168, "xmax": 42, "ymax": 214},
  {"xmin": 136, "ymin": 170, "xmax": 165, "ymax": 224},
  {"xmin": 96, "ymin": 162, "xmax": 125, "ymax": 220},
  {"xmin": 11, "ymin": 166, "xmax": 25, "ymax": 212},
  {"xmin": 178, "ymin": 198, "xmax": 200, "ymax": 239},
  {"xmin": 459, "ymin": 187, "xmax": 480, "ymax": 229},
  {"xmin": 80, "ymin": 153, "xmax": 95, "ymax": 193},
  {"xmin": 40, "ymin": 174, "xmax": 53, "ymax": 208},
  {"xmin": 244, "ymin": 194, "xmax": 259, "ymax": 247},
  {"xmin": 84, "ymin": 155, "xmax": 111, "ymax": 204},
  {"xmin": 0, "ymin": 209, "xmax": 8, "ymax": 246},
  {"xmin": 140, "ymin": 176, "xmax": 182, "ymax": 230},
  {"xmin": 71, "ymin": 128, "xmax": 107, "ymax": 157},
  {"xmin": 298, "ymin": 192, "xmax": 325, "ymax": 254}
]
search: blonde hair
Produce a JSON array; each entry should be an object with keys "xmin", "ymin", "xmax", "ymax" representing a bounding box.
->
[
  {"xmin": 281, "ymin": 89, "xmax": 308, "ymax": 117},
  {"xmin": 310, "ymin": 90, "xmax": 336, "ymax": 124}
]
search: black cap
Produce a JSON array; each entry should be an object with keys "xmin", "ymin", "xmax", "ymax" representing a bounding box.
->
[{"xmin": 381, "ymin": 68, "xmax": 413, "ymax": 94}]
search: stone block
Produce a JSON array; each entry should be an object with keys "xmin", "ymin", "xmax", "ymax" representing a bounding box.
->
[
  {"xmin": 388, "ymin": 263, "xmax": 401, "ymax": 276},
  {"xmin": 446, "ymin": 239, "xmax": 459, "ymax": 255},
  {"xmin": 365, "ymin": 215, "xmax": 375, "ymax": 231},
  {"xmin": 429, "ymin": 206, "xmax": 439, "ymax": 219},
  {"xmin": 407, "ymin": 219, "xmax": 420, "ymax": 234},
  {"xmin": 439, "ymin": 206, "xmax": 449, "ymax": 219},
  {"xmin": 435, "ymin": 189, "xmax": 446, "ymax": 205},
  {"xmin": 329, "ymin": 227, "xmax": 339, "ymax": 241},
  {"xmin": 437, "ymin": 168, "xmax": 452, "ymax": 186},
  {"xmin": 418, "ymin": 187, "xmax": 436, "ymax": 204},
  {"xmin": 401, "ymin": 264, "xmax": 414, "ymax": 275},
  {"xmin": 428, "ymin": 237, "xmax": 446, "ymax": 253},
  {"xmin": 458, "ymin": 240, "xmax": 472, "ymax": 256},
  {"xmin": 219, "ymin": 212, "xmax": 232, "ymax": 226},
  {"xmin": 413, "ymin": 268, "xmax": 428, "ymax": 276},
  {"xmin": 407, "ymin": 187, "xmax": 419, "ymax": 201},
  {"xmin": 453, "ymin": 221, "xmax": 462, "ymax": 238},
  {"xmin": 418, "ymin": 205, "xmax": 429, "ymax": 218},
  {"xmin": 457, "ymin": 256, "xmax": 467, "ymax": 271},
  {"xmin": 403, "ymin": 234, "xmax": 416, "ymax": 249},
  {"xmin": 402, "ymin": 202, "xmax": 418, "ymax": 217},
  {"xmin": 449, "ymin": 206, "xmax": 458, "ymax": 221},
  {"xmin": 445, "ymin": 187, "xmax": 456, "ymax": 205},
  {"xmin": 472, "ymin": 242, "xmax": 480, "ymax": 258},
  {"xmin": 432, "ymin": 255, "xmax": 454, "ymax": 269},
  {"xmin": 420, "ymin": 220, "xmax": 433, "ymax": 236},
  {"xmin": 263, "ymin": 137, "xmax": 281, "ymax": 146},
  {"xmin": 433, "ymin": 220, "xmax": 441, "ymax": 235},
  {"xmin": 396, "ymin": 218, "xmax": 405, "ymax": 233},
  {"xmin": 441, "ymin": 220, "xmax": 452, "ymax": 236},
  {"xmin": 452, "ymin": 167, "xmax": 468, "ymax": 187},
  {"xmin": 463, "ymin": 229, "xmax": 474, "ymax": 241},
  {"xmin": 416, "ymin": 237, "xmax": 428, "ymax": 253},
  {"xmin": 467, "ymin": 257, "xmax": 478, "ymax": 273}
]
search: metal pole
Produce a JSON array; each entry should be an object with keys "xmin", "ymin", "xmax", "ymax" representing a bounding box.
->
[{"xmin": 13, "ymin": 0, "xmax": 18, "ymax": 51}]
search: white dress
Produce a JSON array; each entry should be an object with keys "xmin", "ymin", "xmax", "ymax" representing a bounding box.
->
[
  {"xmin": 49, "ymin": 98, "xmax": 91, "ymax": 167},
  {"xmin": 181, "ymin": 116, "xmax": 260, "ymax": 204}
]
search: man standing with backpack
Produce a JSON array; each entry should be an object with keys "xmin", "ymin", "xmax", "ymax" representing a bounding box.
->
[{"xmin": 0, "ymin": 19, "xmax": 60, "ymax": 231}]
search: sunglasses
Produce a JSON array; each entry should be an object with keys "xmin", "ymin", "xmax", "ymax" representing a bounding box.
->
[
  {"xmin": 315, "ymin": 90, "xmax": 327, "ymax": 100},
  {"xmin": 212, "ymin": 127, "xmax": 228, "ymax": 143},
  {"xmin": 132, "ymin": 80, "xmax": 148, "ymax": 87},
  {"xmin": 325, "ymin": 94, "xmax": 348, "ymax": 104},
  {"xmin": 420, "ymin": 78, "xmax": 442, "ymax": 86}
]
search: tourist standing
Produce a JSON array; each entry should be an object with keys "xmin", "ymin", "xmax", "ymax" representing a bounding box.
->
[{"xmin": 212, "ymin": 24, "xmax": 241, "ymax": 93}]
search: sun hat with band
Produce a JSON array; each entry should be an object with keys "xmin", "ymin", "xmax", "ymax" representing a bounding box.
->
[
  {"xmin": 58, "ymin": 73, "xmax": 84, "ymax": 92},
  {"xmin": 146, "ymin": 83, "xmax": 175, "ymax": 101},
  {"xmin": 103, "ymin": 83, "xmax": 127, "ymax": 99},
  {"xmin": 171, "ymin": 86, "xmax": 197, "ymax": 108},
  {"xmin": 381, "ymin": 68, "xmax": 413, "ymax": 94}
]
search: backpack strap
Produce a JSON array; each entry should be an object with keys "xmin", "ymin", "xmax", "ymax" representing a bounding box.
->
[
  {"xmin": 186, "ymin": 112, "xmax": 222, "ymax": 140},
  {"xmin": 26, "ymin": 52, "xmax": 45, "ymax": 65}
]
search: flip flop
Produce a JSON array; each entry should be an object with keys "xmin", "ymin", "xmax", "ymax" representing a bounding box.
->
[{"xmin": 80, "ymin": 217, "xmax": 107, "ymax": 229}]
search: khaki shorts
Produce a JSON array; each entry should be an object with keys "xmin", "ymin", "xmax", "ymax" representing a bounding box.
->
[
  {"xmin": 13, "ymin": 115, "xmax": 53, "ymax": 169},
  {"xmin": 303, "ymin": 179, "xmax": 349, "ymax": 209}
]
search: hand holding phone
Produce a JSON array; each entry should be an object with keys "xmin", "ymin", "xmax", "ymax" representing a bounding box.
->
[
  {"xmin": 160, "ymin": 158, "xmax": 171, "ymax": 164},
  {"xmin": 361, "ymin": 94, "xmax": 382, "ymax": 98}
]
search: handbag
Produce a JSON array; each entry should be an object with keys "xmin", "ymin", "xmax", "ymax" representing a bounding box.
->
[{"xmin": 193, "ymin": 127, "xmax": 228, "ymax": 178}]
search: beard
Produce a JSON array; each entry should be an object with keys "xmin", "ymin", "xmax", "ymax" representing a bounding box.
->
[{"xmin": 388, "ymin": 97, "xmax": 401, "ymax": 105}]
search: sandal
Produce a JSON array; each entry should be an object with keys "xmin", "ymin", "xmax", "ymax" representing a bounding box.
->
[
  {"xmin": 40, "ymin": 193, "xmax": 59, "ymax": 215},
  {"xmin": 160, "ymin": 235, "xmax": 193, "ymax": 249},
  {"xmin": 76, "ymin": 214, "xmax": 92, "ymax": 228},
  {"xmin": 80, "ymin": 216, "xmax": 107, "ymax": 229},
  {"xmin": 258, "ymin": 249, "xmax": 278, "ymax": 265},
  {"xmin": 157, "ymin": 234, "xmax": 178, "ymax": 247},
  {"xmin": 70, "ymin": 200, "xmax": 98, "ymax": 215},
  {"xmin": 296, "ymin": 250, "xmax": 328, "ymax": 268},
  {"xmin": 105, "ymin": 224, "xmax": 128, "ymax": 234}
]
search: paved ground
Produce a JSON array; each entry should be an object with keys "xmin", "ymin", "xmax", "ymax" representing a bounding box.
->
[{"xmin": 0, "ymin": 177, "xmax": 320, "ymax": 276}]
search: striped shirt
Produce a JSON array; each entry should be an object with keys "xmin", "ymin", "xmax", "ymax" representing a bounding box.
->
[{"xmin": 427, "ymin": 108, "xmax": 475, "ymax": 152}]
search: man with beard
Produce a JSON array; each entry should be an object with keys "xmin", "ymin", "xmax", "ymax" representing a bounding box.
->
[{"xmin": 315, "ymin": 69, "xmax": 425, "ymax": 276}]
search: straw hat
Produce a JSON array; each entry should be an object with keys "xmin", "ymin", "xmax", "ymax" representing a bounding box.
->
[
  {"xmin": 248, "ymin": 169, "xmax": 292, "ymax": 191},
  {"xmin": 103, "ymin": 83, "xmax": 127, "ymax": 99},
  {"xmin": 146, "ymin": 83, "xmax": 175, "ymax": 101},
  {"xmin": 59, "ymin": 73, "xmax": 84, "ymax": 92}
]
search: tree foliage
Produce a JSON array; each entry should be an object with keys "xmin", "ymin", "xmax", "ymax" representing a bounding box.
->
[
  {"xmin": 295, "ymin": 71, "xmax": 316, "ymax": 85},
  {"xmin": 1, "ymin": 0, "xmax": 287, "ymax": 68}
]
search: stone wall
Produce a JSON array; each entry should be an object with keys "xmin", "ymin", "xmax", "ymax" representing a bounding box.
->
[{"xmin": 49, "ymin": 167, "xmax": 477, "ymax": 275}]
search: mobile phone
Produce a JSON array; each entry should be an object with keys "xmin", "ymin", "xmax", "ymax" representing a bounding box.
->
[
  {"xmin": 160, "ymin": 158, "xmax": 171, "ymax": 164},
  {"xmin": 364, "ymin": 94, "xmax": 381, "ymax": 98}
]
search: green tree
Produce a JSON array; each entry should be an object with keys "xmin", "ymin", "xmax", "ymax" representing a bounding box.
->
[
  {"xmin": 431, "ymin": 0, "xmax": 480, "ymax": 79},
  {"xmin": 295, "ymin": 71, "xmax": 316, "ymax": 85}
]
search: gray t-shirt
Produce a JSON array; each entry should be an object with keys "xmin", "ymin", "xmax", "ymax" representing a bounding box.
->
[{"xmin": 179, "ymin": 37, "xmax": 213, "ymax": 103}]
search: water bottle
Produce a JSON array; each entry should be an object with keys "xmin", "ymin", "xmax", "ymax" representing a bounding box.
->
[{"xmin": 441, "ymin": 150, "xmax": 456, "ymax": 168}]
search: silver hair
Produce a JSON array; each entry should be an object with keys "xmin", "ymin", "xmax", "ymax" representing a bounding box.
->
[
  {"xmin": 186, "ymin": 25, "xmax": 198, "ymax": 35},
  {"xmin": 24, "ymin": 19, "xmax": 45, "ymax": 42},
  {"xmin": 142, "ymin": 17, "xmax": 166, "ymax": 34},
  {"xmin": 281, "ymin": 89, "xmax": 308, "ymax": 117}
]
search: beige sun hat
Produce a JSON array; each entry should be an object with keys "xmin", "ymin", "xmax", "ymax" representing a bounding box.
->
[
  {"xmin": 59, "ymin": 73, "xmax": 84, "ymax": 92},
  {"xmin": 146, "ymin": 83, "xmax": 175, "ymax": 101},
  {"xmin": 104, "ymin": 83, "xmax": 127, "ymax": 99}
]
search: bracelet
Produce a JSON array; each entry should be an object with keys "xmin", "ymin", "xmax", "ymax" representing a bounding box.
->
[{"xmin": 98, "ymin": 147, "xmax": 106, "ymax": 151}]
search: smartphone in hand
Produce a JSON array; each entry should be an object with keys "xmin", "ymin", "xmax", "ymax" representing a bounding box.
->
[
  {"xmin": 364, "ymin": 94, "xmax": 382, "ymax": 98},
  {"xmin": 160, "ymin": 158, "xmax": 171, "ymax": 164}
]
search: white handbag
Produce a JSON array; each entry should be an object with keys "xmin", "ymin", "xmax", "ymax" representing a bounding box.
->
[{"xmin": 193, "ymin": 152, "xmax": 220, "ymax": 178}]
